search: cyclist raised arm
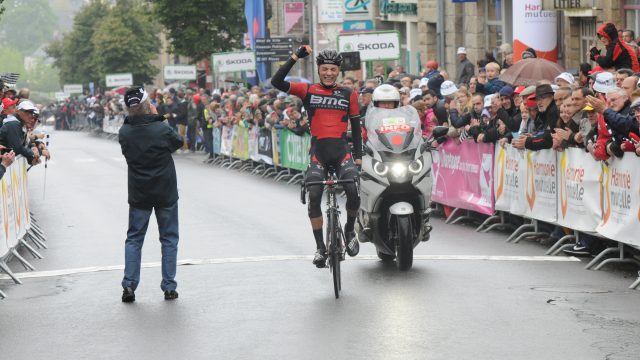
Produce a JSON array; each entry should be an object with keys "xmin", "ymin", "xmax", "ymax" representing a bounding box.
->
[{"xmin": 272, "ymin": 46, "xmax": 363, "ymax": 268}]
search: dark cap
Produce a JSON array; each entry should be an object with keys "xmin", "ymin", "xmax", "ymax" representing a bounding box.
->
[
  {"xmin": 359, "ymin": 87, "xmax": 374, "ymax": 95},
  {"xmin": 499, "ymin": 85, "xmax": 514, "ymax": 97},
  {"xmin": 532, "ymin": 84, "xmax": 554, "ymax": 100},
  {"xmin": 124, "ymin": 86, "xmax": 149, "ymax": 107}
]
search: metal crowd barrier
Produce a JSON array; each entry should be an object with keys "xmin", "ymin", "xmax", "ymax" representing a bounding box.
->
[{"xmin": 0, "ymin": 157, "xmax": 49, "ymax": 299}]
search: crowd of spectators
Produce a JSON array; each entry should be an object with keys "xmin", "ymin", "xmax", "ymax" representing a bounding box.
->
[{"xmin": 0, "ymin": 82, "xmax": 51, "ymax": 179}]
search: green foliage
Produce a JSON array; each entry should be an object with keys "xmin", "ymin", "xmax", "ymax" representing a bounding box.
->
[
  {"xmin": 0, "ymin": 0, "xmax": 58, "ymax": 55},
  {"xmin": 46, "ymin": 0, "xmax": 160, "ymax": 87},
  {"xmin": 20, "ymin": 59, "xmax": 61, "ymax": 93},
  {"xmin": 0, "ymin": 46, "xmax": 24, "ymax": 74},
  {"xmin": 153, "ymin": 0, "xmax": 245, "ymax": 61}
]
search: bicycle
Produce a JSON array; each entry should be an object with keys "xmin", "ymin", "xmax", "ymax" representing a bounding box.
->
[{"xmin": 301, "ymin": 167, "xmax": 357, "ymax": 299}]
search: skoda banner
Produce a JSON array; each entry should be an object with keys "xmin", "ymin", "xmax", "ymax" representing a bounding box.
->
[
  {"xmin": 106, "ymin": 73, "xmax": 133, "ymax": 87},
  {"xmin": 337, "ymin": 31, "xmax": 400, "ymax": 61},
  {"xmin": 164, "ymin": 65, "xmax": 197, "ymax": 80},
  {"xmin": 212, "ymin": 51, "xmax": 256, "ymax": 73}
]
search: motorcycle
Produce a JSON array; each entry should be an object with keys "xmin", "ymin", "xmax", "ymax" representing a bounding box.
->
[{"xmin": 356, "ymin": 105, "xmax": 447, "ymax": 270}]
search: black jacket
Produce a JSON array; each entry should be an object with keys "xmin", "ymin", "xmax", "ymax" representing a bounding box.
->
[
  {"xmin": 119, "ymin": 114, "xmax": 184, "ymax": 209},
  {"xmin": 525, "ymin": 101, "xmax": 559, "ymax": 151},
  {"xmin": 0, "ymin": 115, "xmax": 35, "ymax": 164}
]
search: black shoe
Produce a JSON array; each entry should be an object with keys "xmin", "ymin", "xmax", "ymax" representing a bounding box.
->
[
  {"xmin": 122, "ymin": 287, "xmax": 135, "ymax": 303},
  {"xmin": 313, "ymin": 249, "xmax": 327, "ymax": 268},
  {"xmin": 563, "ymin": 245, "xmax": 591, "ymax": 257},
  {"xmin": 345, "ymin": 230, "xmax": 359, "ymax": 257},
  {"xmin": 164, "ymin": 290, "xmax": 179, "ymax": 300}
]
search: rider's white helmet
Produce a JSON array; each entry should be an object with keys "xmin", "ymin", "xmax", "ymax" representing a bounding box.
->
[{"xmin": 372, "ymin": 84, "xmax": 400, "ymax": 108}]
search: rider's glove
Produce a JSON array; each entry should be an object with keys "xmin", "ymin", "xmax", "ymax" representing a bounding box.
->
[{"xmin": 295, "ymin": 45, "xmax": 311, "ymax": 59}]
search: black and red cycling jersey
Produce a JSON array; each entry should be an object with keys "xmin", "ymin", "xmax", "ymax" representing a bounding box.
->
[
  {"xmin": 289, "ymin": 82, "xmax": 360, "ymax": 140},
  {"xmin": 271, "ymin": 57, "xmax": 362, "ymax": 160}
]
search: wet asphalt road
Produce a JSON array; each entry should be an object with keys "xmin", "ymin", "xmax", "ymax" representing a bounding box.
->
[{"xmin": 1, "ymin": 130, "xmax": 639, "ymax": 360}]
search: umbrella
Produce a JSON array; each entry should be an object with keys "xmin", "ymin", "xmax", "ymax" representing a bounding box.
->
[
  {"xmin": 498, "ymin": 58, "xmax": 565, "ymax": 86},
  {"xmin": 112, "ymin": 85, "xmax": 128, "ymax": 95}
]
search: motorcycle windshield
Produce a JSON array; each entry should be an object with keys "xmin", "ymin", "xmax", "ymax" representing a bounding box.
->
[{"xmin": 365, "ymin": 106, "xmax": 422, "ymax": 153}]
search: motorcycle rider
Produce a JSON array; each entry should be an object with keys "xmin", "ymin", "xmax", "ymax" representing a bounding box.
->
[
  {"xmin": 271, "ymin": 46, "xmax": 363, "ymax": 268},
  {"xmin": 371, "ymin": 84, "xmax": 400, "ymax": 110}
]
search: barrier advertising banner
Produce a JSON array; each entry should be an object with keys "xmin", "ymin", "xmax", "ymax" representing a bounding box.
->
[
  {"xmin": 279, "ymin": 130, "xmax": 310, "ymax": 171},
  {"xmin": 596, "ymin": 154, "xmax": 640, "ymax": 246},
  {"xmin": 232, "ymin": 125, "xmax": 250, "ymax": 160},
  {"xmin": 556, "ymin": 148, "xmax": 601, "ymax": 232},
  {"xmin": 257, "ymin": 128, "xmax": 274, "ymax": 164},
  {"xmin": 431, "ymin": 140, "xmax": 494, "ymax": 215},
  {"xmin": 0, "ymin": 157, "xmax": 29, "ymax": 258},
  {"xmin": 220, "ymin": 126, "xmax": 234, "ymax": 156},
  {"xmin": 272, "ymin": 128, "xmax": 281, "ymax": 166},
  {"xmin": 213, "ymin": 127, "xmax": 222, "ymax": 155},
  {"xmin": 523, "ymin": 149, "xmax": 557, "ymax": 223},
  {"xmin": 494, "ymin": 145, "xmax": 527, "ymax": 216}
]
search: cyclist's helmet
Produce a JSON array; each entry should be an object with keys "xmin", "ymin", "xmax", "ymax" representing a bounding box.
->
[
  {"xmin": 316, "ymin": 49, "xmax": 343, "ymax": 67},
  {"xmin": 372, "ymin": 84, "xmax": 400, "ymax": 108}
]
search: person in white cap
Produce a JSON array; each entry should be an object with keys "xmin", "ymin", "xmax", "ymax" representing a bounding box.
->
[
  {"xmin": 456, "ymin": 47, "xmax": 475, "ymax": 85},
  {"xmin": 554, "ymin": 72, "xmax": 575, "ymax": 87},
  {"xmin": 0, "ymin": 100, "xmax": 42, "ymax": 165},
  {"xmin": 592, "ymin": 72, "xmax": 616, "ymax": 95}
]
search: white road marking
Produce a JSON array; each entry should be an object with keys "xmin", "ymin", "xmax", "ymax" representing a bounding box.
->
[
  {"xmin": 111, "ymin": 157, "xmax": 125, "ymax": 162},
  {"xmin": 74, "ymin": 158, "xmax": 97, "ymax": 163},
  {"xmin": 0, "ymin": 255, "xmax": 579, "ymax": 280}
]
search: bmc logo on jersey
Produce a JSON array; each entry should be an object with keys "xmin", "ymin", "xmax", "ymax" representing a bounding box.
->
[{"xmin": 309, "ymin": 94, "xmax": 349, "ymax": 108}]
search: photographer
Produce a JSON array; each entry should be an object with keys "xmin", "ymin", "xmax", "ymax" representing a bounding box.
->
[{"xmin": 118, "ymin": 86, "xmax": 184, "ymax": 303}]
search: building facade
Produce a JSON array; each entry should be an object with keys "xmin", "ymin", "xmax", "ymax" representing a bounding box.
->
[{"xmin": 265, "ymin": 0, "xmax": 637, "ymax": 83}]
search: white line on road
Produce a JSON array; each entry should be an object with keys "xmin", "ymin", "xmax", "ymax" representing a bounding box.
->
[
  {"xmin": 111, "ymin": 157, "xmax": 125, "ymax": 162},
  {"xmin": 0, "ymin": 255, "xmax": 579, "ymax": 280},
  {"xmin": 74, "ymin": 158, "xmax": 97, "ymax": 163}
]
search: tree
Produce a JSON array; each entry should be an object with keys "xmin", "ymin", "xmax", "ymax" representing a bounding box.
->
[
  {"xmin": 153, "ymin": 0, "xmax": 245, "ymax": 61},
  {"xmin": 91, "ymin": 0, "xmax": 161, "ymax": 85},
  {"xmin": 47, "ymin": 0, "xmax": 160, "ymax": 87},
  {"xmin": 0, "ymin": 0, "xmax": 58, "ymax": 55},
  {"xmin": 46, "ymin": 0, "xmax": 110, "ymax": 85}
]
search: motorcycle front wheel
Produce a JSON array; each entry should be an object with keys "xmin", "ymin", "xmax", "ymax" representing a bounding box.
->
[{"xmin": 395, "ymin": 215, "xmax": 414, "ymax": 271}]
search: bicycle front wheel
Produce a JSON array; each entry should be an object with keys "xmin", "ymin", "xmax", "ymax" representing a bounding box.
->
[{"xmin": 327, "ymin": 211, "xmax": 341, "ymax": 299}]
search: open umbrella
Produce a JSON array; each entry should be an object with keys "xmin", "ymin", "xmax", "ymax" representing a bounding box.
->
[{"xmin": 498, "ymin": 58, "xmax": 565, "ymax": 86}]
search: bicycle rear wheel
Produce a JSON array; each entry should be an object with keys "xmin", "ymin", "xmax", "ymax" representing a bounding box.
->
[{"xmin": 327, "ymin": 211, "xmax": 341, "ymax": 299}]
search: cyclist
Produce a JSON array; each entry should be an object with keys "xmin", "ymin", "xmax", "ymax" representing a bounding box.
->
[{"xmin": 272, "ymin": 46, "xmax": 362, "ymax": 268}]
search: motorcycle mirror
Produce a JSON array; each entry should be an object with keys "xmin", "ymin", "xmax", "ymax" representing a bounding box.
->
[{"xmin": 432, "ymin": 126, "xmax": 449, "ymax": 139}]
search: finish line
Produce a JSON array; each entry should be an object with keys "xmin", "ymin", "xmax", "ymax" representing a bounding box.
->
[{"xmin": 0, "ymin": 255, "xmax": 580, "ymax": 280}]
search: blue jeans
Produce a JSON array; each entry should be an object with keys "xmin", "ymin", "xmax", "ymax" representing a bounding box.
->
[{"xmin": 122, "ymin": 203, "xmax": 179, "ymax": 292}]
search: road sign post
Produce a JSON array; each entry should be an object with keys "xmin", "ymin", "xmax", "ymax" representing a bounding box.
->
[{"xmin": 255, "ymin": 37, "xmax": 294, "ymax": 63}]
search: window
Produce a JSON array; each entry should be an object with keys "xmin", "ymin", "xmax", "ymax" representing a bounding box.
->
[
  {"xmin": 624, "ymin": 0, "xmax": 640, "ymax": 39},
  {"xmin": 484, "ymin": 0, "xmax": 513, "ymax": 61},
  {"xmin": 580, "ymin": 17, "xmax": 596, "ymax": 64}
]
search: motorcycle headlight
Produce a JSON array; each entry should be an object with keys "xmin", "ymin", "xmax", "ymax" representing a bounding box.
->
[
  {"xmin": 390, "ymin": 162, "xmax": 407, "ymax": 178},
  {"xmin": 373, "ymin": 160, "xmax": 388, "ymax": 176},
  {"xmin": 408, "ymin": 159, "xmax": 423, "ymax": 174}
]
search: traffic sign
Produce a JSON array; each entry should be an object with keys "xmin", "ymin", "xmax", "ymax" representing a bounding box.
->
[{"xmin": 255, "ymin": 37, "xmax": 294, "ymax": 62}]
